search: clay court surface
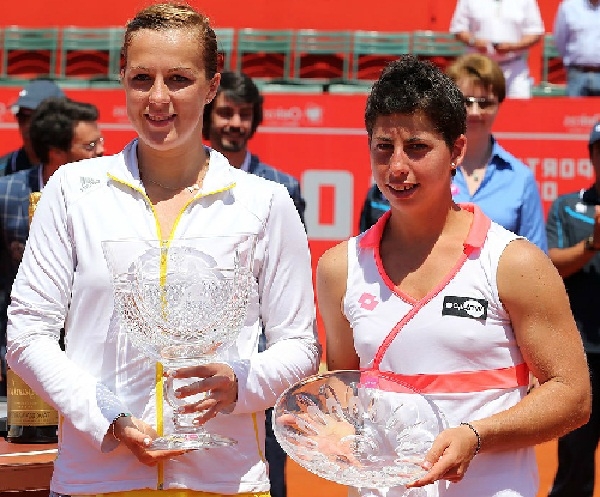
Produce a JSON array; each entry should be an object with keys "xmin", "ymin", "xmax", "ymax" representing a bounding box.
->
[{"xmin": 287, "ymin": 439, "xmax": 600, "ymax": 497}]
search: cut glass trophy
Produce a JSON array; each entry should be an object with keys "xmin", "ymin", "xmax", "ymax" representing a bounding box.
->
[
  {"xmin": 273, "ymin": 370, "xmax": 446, "ymax": 495},
  {"xmin": 102, "ymin": 234, "xmax": 256, "ymax": 450}
]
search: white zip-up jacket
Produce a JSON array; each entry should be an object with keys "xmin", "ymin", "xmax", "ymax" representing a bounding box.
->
[{"xmin": 7, "ymin": 140, "xmax": 320, "ymax": 495}]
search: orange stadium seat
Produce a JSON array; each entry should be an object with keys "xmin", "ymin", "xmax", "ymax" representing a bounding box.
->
[
  {"xmin": 411, "ymin": 30, "xmax": 465, "ymax": 72},
  {"xmin": 350, "ymin": 30, "xmax": 411, "ymax": 82},
  {"xmin": 58, "ymin": 27, "xmax": 124, "ymax": 88},
  {"xmin": 235, "ymin": 29, "xmax": 294, "ymax": 83},
  {"xmin": 292, "ymin": 29, "xmax": 352, "ymax": 86},
  {"xmin": 1, "ymin": 26, "xmax": 59, "ymax": 84}
]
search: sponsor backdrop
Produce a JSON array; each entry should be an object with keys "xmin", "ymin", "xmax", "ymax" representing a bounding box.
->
[{"xmin": 1, "ymin": 88, "xmax": 599, "ymax": 350}]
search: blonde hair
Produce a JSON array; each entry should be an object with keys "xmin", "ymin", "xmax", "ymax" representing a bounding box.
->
[
  {"xmin": 446, "ymin": 53, "xmax": 506, "ymax": 104},
  {"xmin": 122, "ymin": 2, "xmax": 218, "ymax": 78}
]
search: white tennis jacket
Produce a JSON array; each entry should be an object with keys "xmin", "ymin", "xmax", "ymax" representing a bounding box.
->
[{"xmin": 7, "ymin": 140, "xmax": 320, "ymax": 495}]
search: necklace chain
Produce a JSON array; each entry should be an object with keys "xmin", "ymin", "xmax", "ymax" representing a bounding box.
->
[
  {"xmin": 140, "ymin": 156, "xmax": 208, "ymax": 194},
  {"xmin": 143, "ymin": 176, "xmax": 200, "ymax": 194}
]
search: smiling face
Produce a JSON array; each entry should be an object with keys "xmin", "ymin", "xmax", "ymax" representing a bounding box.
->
[
  {"xmin": 208, "ymin": 93, "xmax": 254, "ymax": 154},
  {"xmin": 122, "ymin": 28, "xmax": 219, "ymax": 154},
  {"xmin": 370, "ymin": 112, "xmax": 466, "ymax": 212}
]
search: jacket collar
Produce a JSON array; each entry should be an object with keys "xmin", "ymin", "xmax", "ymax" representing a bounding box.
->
[{"xmin": 106, "ymin": 139, "xmax": 237, "ymax": 195}]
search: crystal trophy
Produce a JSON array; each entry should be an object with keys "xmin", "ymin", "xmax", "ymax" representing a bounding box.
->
[
  {"xmin": 273, "ymin": 370, "xmax": 446, "ymax": 494},
  {"xmin": 102, "ymin": 234, "xmax": 256, "ymax": 450}
]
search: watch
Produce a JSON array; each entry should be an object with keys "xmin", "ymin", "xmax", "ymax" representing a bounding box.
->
[{"xmin": 584, "ymin": 236, "xmax": 600, "ymax": 251}]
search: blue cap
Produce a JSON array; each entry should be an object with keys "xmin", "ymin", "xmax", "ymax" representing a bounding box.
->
[{"xmin": 11, "ymin": 79, "xmax": 65, "ymax": 114}]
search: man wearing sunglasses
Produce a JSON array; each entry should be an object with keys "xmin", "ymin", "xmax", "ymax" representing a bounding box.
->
[
  {"xmin": 0, "ymin": 97, "xmax": 102, "ymax": 399},
  {"xmin": 0, "ymin": 79, "xmax": 66, "ymax": 177}
]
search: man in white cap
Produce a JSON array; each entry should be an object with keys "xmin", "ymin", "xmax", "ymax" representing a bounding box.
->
[
  {"xmin": 0, "ymin": 79, "xmax": 65, "ymax": 176},
  {"xmin": 546, "ymin": 120, "xmax": 600, "ymax": 497}
]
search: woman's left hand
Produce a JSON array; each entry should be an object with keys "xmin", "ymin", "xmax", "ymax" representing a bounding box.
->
[
  {"xmin": 169, "ymin": 362, "xmax": 238, "ymax": 424},
  {"xmin": 407, "ymin": 424, "xmax": 479, "ymax": 487}
]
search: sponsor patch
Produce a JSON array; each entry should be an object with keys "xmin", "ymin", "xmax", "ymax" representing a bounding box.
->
[{"xmin": 442, "ymin": 296, "xmax": 488, "ymax": 321}]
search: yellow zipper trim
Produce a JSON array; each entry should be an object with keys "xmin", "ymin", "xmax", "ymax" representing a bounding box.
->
[
  {"xmin": 252, "ymin": 412, "xmax": 265, "ymax": 462},
  {"xmin": 107, "ymin": 173, "xmax": 236, "ymax": 490}
]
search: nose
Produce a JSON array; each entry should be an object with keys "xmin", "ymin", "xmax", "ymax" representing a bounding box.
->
[
  {"xmin": 389, "ymin": 148, "xmax": 410, "ymax": 174},
  {"xmin": 149, "ymin": 77, "xmax": 170, "ymax": 104},
  {"xmin": 94, "ymin": 138, "xmax": 105, "ymax": 157},
  {"xmin": 228, "ymin": 111, "xmax": 243, "ymax": 128}
]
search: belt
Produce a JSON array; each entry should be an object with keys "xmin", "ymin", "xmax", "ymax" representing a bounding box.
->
[{"xmin": 570, "ymin": 65, "xmax": 600, "ymax": 73}]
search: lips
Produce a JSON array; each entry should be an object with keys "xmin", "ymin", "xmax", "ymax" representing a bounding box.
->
[
  {"xmin": 146, "ymin": 114, "xmax": 175, "ymax": 125},
  {"xmin": 387, "ymin": 183, "xmax": 418, "ymax": 198}
]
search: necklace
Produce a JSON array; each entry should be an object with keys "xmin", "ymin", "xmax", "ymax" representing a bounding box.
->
[
  {"xmin": 143, "ymin": 176, "xmax": 200, "ymax": 194},
  {"xmin": 140, "ymin": 156, "xmax": 208, "ymax": 194}
]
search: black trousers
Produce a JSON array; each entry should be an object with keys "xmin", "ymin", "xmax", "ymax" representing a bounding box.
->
[{"xmin": 549, "ymin": 353, "xmax": 600, "ymax": 497}]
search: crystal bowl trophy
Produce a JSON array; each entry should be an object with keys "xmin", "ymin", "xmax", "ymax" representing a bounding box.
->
[
  {"xmin": 102, "ymin": 234, "xmax": 256, "ymax": 450},
  {"xmin": 273, "ymin": 370, "xmax": 446, "ymax": 495}
]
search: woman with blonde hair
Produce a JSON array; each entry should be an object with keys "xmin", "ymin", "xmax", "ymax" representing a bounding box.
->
[{"xmin": 7, "ymin": 3, "xmax": 319, "ymax": 496}]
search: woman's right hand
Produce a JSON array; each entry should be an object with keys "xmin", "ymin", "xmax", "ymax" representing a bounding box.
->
[{"xmin": 113, "ymin": 416, "xmax": 190, "ymax": 466}]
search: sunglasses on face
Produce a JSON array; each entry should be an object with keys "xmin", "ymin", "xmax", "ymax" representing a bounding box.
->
[{"xmin": 463, "ymin": 96, "xmax": 498, "ymax": 110}]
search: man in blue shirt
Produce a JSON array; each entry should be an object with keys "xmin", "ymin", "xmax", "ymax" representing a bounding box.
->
[
  {"xmin": 553, "ymin": 0, "xmax": 600, "ymax": 97},
  {"xmin": 546, "ymin": 121, "xmax": 600, "ymax": 497}
]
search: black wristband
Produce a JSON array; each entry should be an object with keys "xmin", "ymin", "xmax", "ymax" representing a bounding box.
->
[
  {"xmin": 111, "ymin": 412, "xmax": 132, "ymax": 442},
  {"xmin": 460, "ymin": 422, "xmax": 481, "ymax": 456}
]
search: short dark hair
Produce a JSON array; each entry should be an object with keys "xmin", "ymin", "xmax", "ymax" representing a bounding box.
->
[
  {"xmin": 365, "ymin": 55, "xmax": 466, "ymax": 150},
  {"xmin": 202, "ymin": 71, "xmax": 264, "ymax": 140},
  {"xmin": 29, "ymin": 97, "xmax": 99, "ymax": 165}
]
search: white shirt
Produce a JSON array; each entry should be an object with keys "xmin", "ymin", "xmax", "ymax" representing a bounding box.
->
[{"xmin": 6, "ymin": 140, "xmax": 320, "ymax": 495}]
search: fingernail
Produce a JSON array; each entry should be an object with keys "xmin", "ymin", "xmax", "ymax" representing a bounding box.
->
[
  {"xmin": 192, "ymin": 419, "xmax": 200, "ymax": 425},
  {"xmin": 144, "ymin": 437, "xmax": 152, "ymax": 446},
  {"xmin": 177, "ymin": 406, "xmax": 186, "ymax": 413},
  {"xmin": 422, "ymin": 461, "xmax": 432, "ymax": 470}
]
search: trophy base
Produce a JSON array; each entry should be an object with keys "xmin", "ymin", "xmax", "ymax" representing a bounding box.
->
[{"xmin": 149, "ymin": 430, "xmax": 237, "ymax": 450}]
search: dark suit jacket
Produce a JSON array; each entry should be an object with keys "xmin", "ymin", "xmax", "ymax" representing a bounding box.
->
[{"xmin": 247, "ymin": 154, "xmax": 306, "ymax": 226}]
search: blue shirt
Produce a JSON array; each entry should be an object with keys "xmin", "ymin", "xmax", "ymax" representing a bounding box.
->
[
  {"xmin": 553, "ymin": 0, "xmax": 600, "ymax": 67},
  {"xmin": 546, "ymin": 186, "xmax": 600, "ymax": 352},
  {"xmin": 451, "ymin": 138, "xmax": 548, "ymax": 252}
]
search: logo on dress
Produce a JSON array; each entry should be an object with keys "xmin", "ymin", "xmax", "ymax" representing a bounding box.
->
[
  {"xmin": 442, "ymin": 296, "xmax": 488, "ymax": 321},
  {"xmin": 358, "ymin": 292, "xmax": 379, "ymax": 311},
  {"xmin": 80, "ymin": 176, "xmax": 100, "ymax": 191}
]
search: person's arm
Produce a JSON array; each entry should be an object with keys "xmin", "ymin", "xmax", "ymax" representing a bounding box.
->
[
  {"xmin": 411, "ymin": 239, "xmax": 590, "ymax": 487},
  {"xmin": 552, "ymin": 4, "xmax": 568, "ymax": 58},
  {"xmin": 493, "ymin": 34, "xmax": 542, "ymax": 54},
  {"xmin": 316, "ymin": 241, "xmax": 360, "ymax": 371},
  {"xmin": 548, "ymin": 206, "xmax": 600, "ymax": 278},
  {"xmin": 226, "ymin": 184, "xmax": 320, "ymax": 414},
  {"xmin": 484, "ymin": 239, "xmax": 589, "ymax": 445}
]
